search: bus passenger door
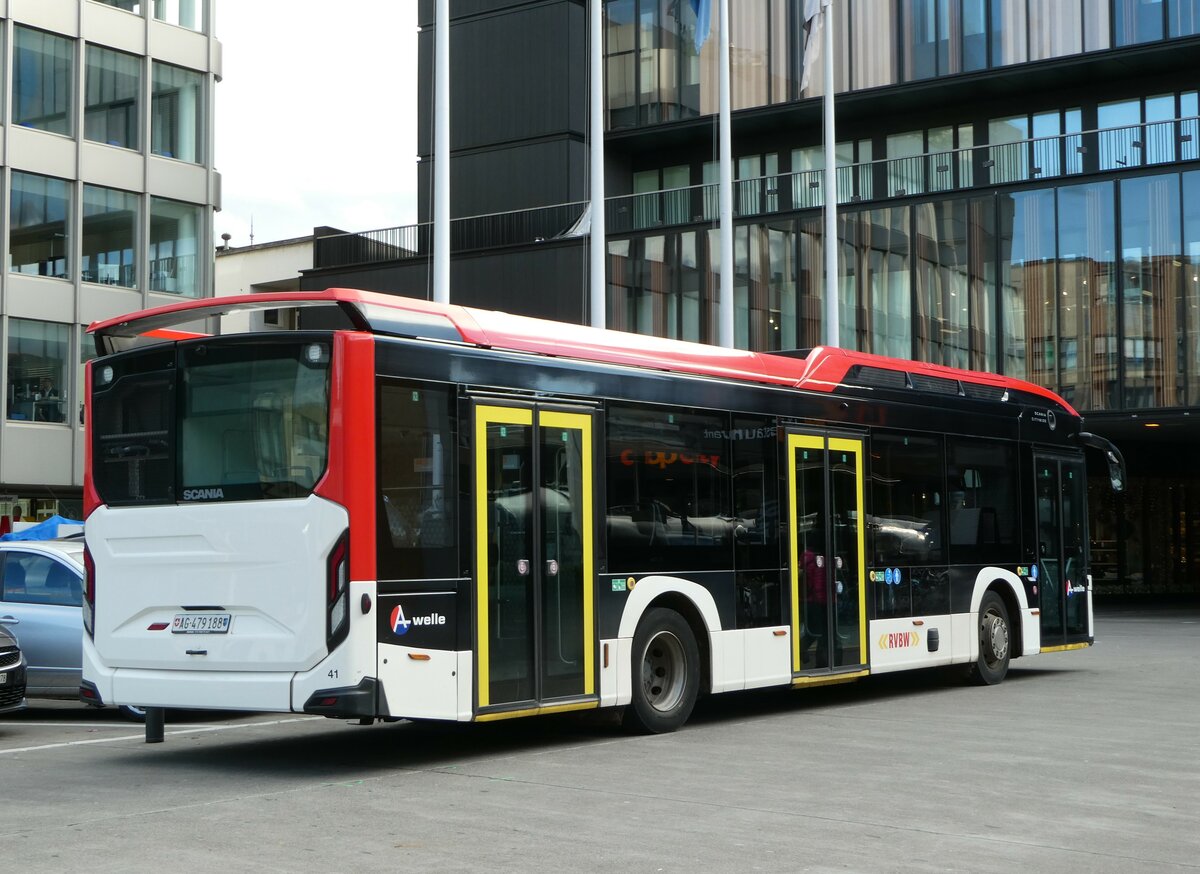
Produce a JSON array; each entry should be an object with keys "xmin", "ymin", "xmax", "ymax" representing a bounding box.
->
[
  {"xmin": 787, "ymin": 431, "xmax": 868, "ymax": 676},
  {"xmin": 1034, "ymin": 453, "xmax": 1091, "ymax": 648},
  {"xmin": 474, "ymin": 403, "xmax": 597, "ymax": 716}
]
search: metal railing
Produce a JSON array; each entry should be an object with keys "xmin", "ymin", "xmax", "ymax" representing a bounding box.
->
[{"xmin": 313, "ymin": 114, "xmax": 1200, "ymax": 270}]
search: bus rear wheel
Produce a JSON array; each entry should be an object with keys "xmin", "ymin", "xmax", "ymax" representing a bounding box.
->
[
  {"xmin": 623, "ymin": 607, "xmax": 700, "ymax": 734},
  {"xmin": 968, "ymin": 590, "xmax": 1011, "ymax": 686}
]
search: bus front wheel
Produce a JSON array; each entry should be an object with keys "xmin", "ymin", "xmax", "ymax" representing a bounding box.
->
[
  {"xmin": 968, "ymin": 590, "xmax": 1011, "ymax": 686},
  {"xmin": 623, "ymin": 607, "xmax": 700, "ymax": 734}
]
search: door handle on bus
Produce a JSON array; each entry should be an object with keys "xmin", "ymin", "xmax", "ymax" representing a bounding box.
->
[{"xmin": 0, "ymin": 615, "xmax": 17, "ymax": 625}]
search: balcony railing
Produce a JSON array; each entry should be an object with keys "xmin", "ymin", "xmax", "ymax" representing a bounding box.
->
[{"xmin": 313, "ymin": 114, "xmax": 1200, "ymax": 270}]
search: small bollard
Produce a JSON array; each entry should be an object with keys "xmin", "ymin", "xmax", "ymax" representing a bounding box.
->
[{"xmin": 145, "ymin": 707, "xmax": 165, "ymax": 743}]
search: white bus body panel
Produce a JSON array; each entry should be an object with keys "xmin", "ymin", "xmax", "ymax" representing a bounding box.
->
[
  {"xmin": 86, "ymin": 497, "xmax": 347, "ymax": 696},
  {"xmin": 868, "ymin": 615, "xmax": 955, "ymax": 674}
]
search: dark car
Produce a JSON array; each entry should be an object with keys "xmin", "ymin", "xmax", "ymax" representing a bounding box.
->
[{"xmin": 0, "ymin": 625, "xmax": 27, "ymax": 714}]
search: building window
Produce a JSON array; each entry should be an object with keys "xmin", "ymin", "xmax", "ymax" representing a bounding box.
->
[
  {"xmin": 7, "ymin": 319, "xmax": 69, "ymax": 424},
  {"xmin": 150, "ymin": 197, "xmax": 202, "ymax": 296},
  {"xmin": 154, "ymin": 0, "xmax": 203, "ymax": 31},
  {"xmin": 82, "ymin": 186, "xmax": 139, "ymax": 288},
  {"xmin": 85, "ymin": 45, "xmax": 141, "ymax": 151},
  {"xmin": 1057, "ymin": 181, "xmax": 1118, "ymax": 411},
  {"xmin": 1121, "ymin": 174, "xmax": 1184, "ymax": 409},
  {"xmin": 13, "ymin": 27, "xmax": 74, "ymax": 136},
  {"xmin": 1170, "ymin": 0, "xmax": 1200, "ymax": 36},
  {"xmin": 9, "ymin": 172, "xmax": 71, "ymax": 279},
  {"xmin": 152, "ymin": 62, "xmax": 204, "ymax": 163},
  {"xmin": 1116, "ymin": 0, "xmax": 1166, "ymax": 45},
  {"xmin": 95, "ymin": 1, "xmax": 142, "ymax": 12}
]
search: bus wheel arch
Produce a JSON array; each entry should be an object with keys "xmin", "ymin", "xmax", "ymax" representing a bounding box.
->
[{"xmin": 642, "ymin": 590, "xmax": 712, "ymax": 698}]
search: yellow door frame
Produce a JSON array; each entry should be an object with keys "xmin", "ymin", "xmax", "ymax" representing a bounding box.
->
[
  {"xmin": 786, "ymin": 431, "xmax": 868, "ymax": 674},
  {"xmin": 474, "ymin": 403, "xmax": 596, "ymax": 713}
]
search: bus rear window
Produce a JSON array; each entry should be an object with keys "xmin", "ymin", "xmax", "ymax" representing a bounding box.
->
[
  {"xmin": 91, "ymin": 339, "xmax": 331, "ymax": 505},
  {"xmin": 179, "ymin": 341, "xmax": 330, "ymax": 501}
]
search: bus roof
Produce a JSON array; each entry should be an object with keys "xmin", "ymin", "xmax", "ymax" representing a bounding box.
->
[{"xmin": 88, "ymin": 287, "xmax": 1078, "ymax": 416}]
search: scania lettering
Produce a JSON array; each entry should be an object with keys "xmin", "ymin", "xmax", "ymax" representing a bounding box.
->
[
  {"xmin": 80, "ymin": 289, "xmax": 1125, "ymax": 736},
  {"xmin": 182, "ymin": 488, "xmax": 225, "ymax": 501}
]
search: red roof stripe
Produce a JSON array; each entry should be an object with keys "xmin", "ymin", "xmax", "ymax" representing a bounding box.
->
[{"xmin": 88, "ymin": 287, "xmax": 1077, "ymax": 416}]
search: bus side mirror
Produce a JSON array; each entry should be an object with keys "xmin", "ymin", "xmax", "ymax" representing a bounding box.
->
[{"xmin": 1106, "ymin": 451, "xmax": 1124, "ymax": 493}]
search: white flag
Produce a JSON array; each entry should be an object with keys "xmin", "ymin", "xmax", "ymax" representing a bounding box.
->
[{"xmin": 800, "ymin": 0, "xmax": 830, "ymax": 92}]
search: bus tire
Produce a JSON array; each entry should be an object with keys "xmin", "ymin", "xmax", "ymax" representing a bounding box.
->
[
  {"xmin": 968, "ymin": 590, "xmax": 1011, "ymax": 686},
  {"xmin": 623, "ymin": 607, "xmax": 700, "ymax": 734}
]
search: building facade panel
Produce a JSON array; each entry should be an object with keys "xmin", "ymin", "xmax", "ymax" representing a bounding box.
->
[{"xmin": 0, "ymin": 0, "xmax": 218, "ymax": 522}]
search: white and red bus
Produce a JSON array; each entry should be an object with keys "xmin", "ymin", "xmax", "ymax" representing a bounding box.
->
[{"xmin": 80, "ymin": 289, "xmax": 1125, "ymax": 733}]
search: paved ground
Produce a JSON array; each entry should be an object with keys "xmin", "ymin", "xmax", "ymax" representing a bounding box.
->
[{"xmin": 2, "ymin": 607, "xmax": 1197, "ymax": 873}]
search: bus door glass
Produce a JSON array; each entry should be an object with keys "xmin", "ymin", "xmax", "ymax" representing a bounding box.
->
[
  {"xmin": 1035, "ymin": 454, "xmax": 1090, "ymax": 647},
  {"xmin": 474, "ymin": 404, "xmax": 596, "ymax": 713},
  {"xmin": 787, "ymin": 431, "xmax": 867, "ymax": 674}
]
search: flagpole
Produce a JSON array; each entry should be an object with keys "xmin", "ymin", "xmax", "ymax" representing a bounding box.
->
[
  {"xmin": 718, "ymin": 0, "xmax": 734, "ymax": 349},
  {"xmin": 589, "ymin": 0, "xmax": 606, "ymax": 329},
  {"xmin": 822, "ymin": 0, "xmax": 838, "ymax": 348},
  {"xmin": 433, "ymin": 0, "xmax": 450, "ymax": 304}
]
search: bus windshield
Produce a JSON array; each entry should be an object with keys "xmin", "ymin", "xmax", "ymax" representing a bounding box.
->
[{"xmin": 92, "ymin": 338, "xmax": 331, "ymax": 505}]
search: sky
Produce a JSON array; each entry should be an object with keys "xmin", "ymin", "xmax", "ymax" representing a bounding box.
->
[{"xmin": 214, "ymin": 2, "xmax": 420, "ymax": 248}]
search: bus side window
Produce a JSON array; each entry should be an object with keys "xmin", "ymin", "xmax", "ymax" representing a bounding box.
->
[
  {"xmin": 377, "ymin": 381, "xmax": 457, "ymax": 580},
  {"xmin": 605, "ymin": 404, "xmax": 732, "ymax": 574},
  {"xmin": 869, "ymin": 431, "xmax": 946, "ymax": 619},
  {"xmin": 732, "ymin": 416, "xmax": 782, "ymax": 628},
  {"xmin": 946, "ymin": 438, "xmax": 1018, "ymax": 566}
]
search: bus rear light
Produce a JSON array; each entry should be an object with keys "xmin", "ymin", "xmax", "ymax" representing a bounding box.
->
[
  {"xmin": 147, "ymin": 622, "xmax": 170, "ymax": 631},
  {"xmin": 326, "ymin": 532, "xmax": 350, "ymax": 650},
  {"xmin": 82, "ymin": 547, "xmax": 96, "ymax": 639}
]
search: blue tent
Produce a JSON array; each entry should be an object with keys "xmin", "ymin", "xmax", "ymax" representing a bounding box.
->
[{"xmin": 1, "ymin": 514, "xmax": 84, "ymax": 541}]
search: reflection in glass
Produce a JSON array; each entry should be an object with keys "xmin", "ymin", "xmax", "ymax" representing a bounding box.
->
[
  {"xmin": 82, "ymin": 186, "xmax": 139, "ymax": 288},
  {"xmin": 9, "ymin": 173, "xmax": 71, "ymax": 279},
  {"xmin": 856, "ymin": 207, "xmax": 912, "ymax": 359},
  {"xmin": 154, "ymin": 0, "xmax": 203, "ymax": 31},
  {"xmin": 85, "ymin": 45, "xmax": 141, "ymax": 150},
  {"xmin": 13, "ymin": 27, "xmax": 74, "ymax": 135},
  {"xmin": 1115, "ymin": 0, "xmax": 1165, "ymax": 45},
  {"xmin": 149, "ymin": 197, "xmax": 202, "ymax": 296},
  {"xmin": 998, "ymin": 189, "xmax": 1056, "ymax": 382},
  {"xmin": 152, "ymin": 62, "xmax": 204, "ymax": 163},
  {"xmin": 1121, "ymin": 174, "xmax": 1183, "ymax": 408},
  {"xmin": 484, "ymin": 421, "xmax": 535, "ymax": 704},
  {"xmin": 1186, "ymin": 171, "xmax": 1200, "ymax": 406},
  {"xmin": 915, "ymin": 199, "xmax": 970, "ymax": 368},
  {"xmin": 1058, "ymin": 181, "xmax": 1118, "ymax": 410}
]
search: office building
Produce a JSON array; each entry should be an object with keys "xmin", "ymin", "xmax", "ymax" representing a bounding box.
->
[{"xmin": 0, "ymin": 0, "xmax": 220, "ymax": 521}]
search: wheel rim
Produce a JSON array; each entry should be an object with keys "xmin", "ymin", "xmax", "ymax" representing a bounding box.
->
[
  {"xmin": 980, "ymin": 607, "xmax": 1010, "ymax": 668},
  {"xmin": 640, "ymin": 630, "xmax": 687, "ymax": 713}
]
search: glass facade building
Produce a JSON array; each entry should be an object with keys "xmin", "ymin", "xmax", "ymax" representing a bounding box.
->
[
  {"xmin": 0, "ymin": 1, "xmax": 220, "ymax": 519},
  {"xmin": 338, "ymin": 0, "xmax": 1200, "ymax": 593}
]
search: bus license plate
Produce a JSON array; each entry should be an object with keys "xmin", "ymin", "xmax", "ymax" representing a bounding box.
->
[
  {"xmin": 171, "ymin": 613, "xmax": 231, "ymax": 634},
  {"xmin": 0, "ymin": 672, "xmax": 6, "ymax": 684}
]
